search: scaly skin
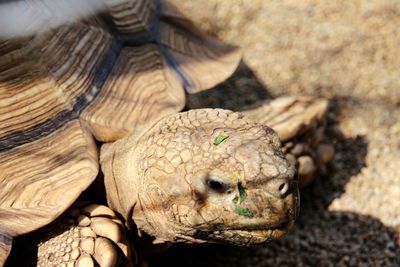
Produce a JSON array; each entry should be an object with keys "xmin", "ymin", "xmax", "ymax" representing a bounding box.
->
[
  {"xmin": 101, "ymin": 109, "xmax": 299, "ymax": 246},
  {"xmin": 34, "ymin": 204, "xmax": 134, "ymax": 267}
]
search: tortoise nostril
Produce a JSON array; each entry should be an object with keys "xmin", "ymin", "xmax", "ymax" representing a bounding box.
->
[
  {"xmin": 266, "ymin": 178, "xmax": 291, "ymax": 198},
  {"xmin": 278, "ymin": 182, "xmax": 289, "ymax": 196}
]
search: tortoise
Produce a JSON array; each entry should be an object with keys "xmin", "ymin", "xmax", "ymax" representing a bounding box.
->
[{"xmin": 0, "ymin": 1, "xmax": 334, "ymax": 266}]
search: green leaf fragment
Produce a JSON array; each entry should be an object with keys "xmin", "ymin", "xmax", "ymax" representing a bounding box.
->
[
  {"xmin": 271, "ymin": 143, "xmax": 285, "ymax": 159},
  {"xmin": 232, "ymin": 195, "xmax": 239, "ymax": 204},
  {"xmin": 238, "ymin": 183, "xmax": 247, "ymax": 203},
  {"xmin": 235, "ymin": 206, "xmax": 254, "ymax": 218},
  {"xmin": 274, "ymin": 149, "xmax": 285, "ymax": 159},
  {"xmin": 214, "ymin": 134, "xmax": 229, "ymax": 145},
  {"xmin": 233, "ymin": 183, "xmax": 253, "ymax": 218}
]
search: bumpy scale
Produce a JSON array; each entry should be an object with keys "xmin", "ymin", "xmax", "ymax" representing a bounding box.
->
[{"xmin": 37, "ymin": 204, "xmax": 132, "ymax": 267}]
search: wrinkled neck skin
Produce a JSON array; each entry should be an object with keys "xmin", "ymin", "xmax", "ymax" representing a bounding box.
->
[
  {"xmin": 101, "ymin": 109, "xmax": 299, "ymax": 246},
  {"xmin": 100, "ymin": 114, "xmax": 193, "ymax": 243}
]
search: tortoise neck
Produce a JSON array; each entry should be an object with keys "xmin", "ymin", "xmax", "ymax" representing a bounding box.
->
[
  {"xmin": 100, "ymin": 116, "xmax": 191, "ymax": 243},
  {"xmin": 100, "ymin": 132, "xmax": 143, "ymax": 226}
]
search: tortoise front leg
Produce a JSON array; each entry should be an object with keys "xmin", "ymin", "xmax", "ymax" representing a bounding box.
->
[
  {"xmin": 34, "ymin": 203, "xmax": 136, "ymax": 267},
  {"xmin": 0, "ymin": 234, "xmax": 11, "ymax": 267}
]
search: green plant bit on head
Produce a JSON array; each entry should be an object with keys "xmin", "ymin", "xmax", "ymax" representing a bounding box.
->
[
  {"xmin": 238, "ymin": 182, "xmax": 247, "ymax": 203},
  {"xmin": 232, "ymin": 195, "xmax": 239, "ymax": 204},
  {"xmin": 214, "ymin": 134, "xmax": 229, "ymax": 145},
  {"xmin": 271, "ymin": 143, "xmax": 285, "ymax": 159},
  {"xmin": 235, "ymin": 206, "xmax": 254, "ymax": 218},
  {"xmin": 232, "ymin": 182, "xmax": 247, "ymax": 204},
  {"xmin": 274, "ymin": 149, "xmax": 285, "ymax": 159}
]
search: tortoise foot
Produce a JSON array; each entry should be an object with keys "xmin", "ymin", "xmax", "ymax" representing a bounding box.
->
[{"xmin": 36, "ymin": 203, "xmax": 135, "ymax": 267}]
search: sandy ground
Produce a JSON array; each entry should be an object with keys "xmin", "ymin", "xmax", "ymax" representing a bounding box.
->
[{"xmin": 150, "ymin": 1, "xmax": 400, "ymax": 266}]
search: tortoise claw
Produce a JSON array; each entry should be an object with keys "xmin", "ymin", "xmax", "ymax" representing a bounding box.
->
[
  {"xmin": 93, "ymin": 237, "xmax": 118, "ymax": 267},
  {"xmin": 76, "ymin": 254, "xmax": 95, "ymax": 267}
]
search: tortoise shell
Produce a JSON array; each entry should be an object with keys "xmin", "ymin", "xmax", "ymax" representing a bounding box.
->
[{"xmin": 0, "ymin": 0, "xmax": 240, "ymax": 262}]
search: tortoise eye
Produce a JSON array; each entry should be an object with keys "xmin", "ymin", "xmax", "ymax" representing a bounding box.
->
[{"xmin": 207, "ymin": 177, "xmax": 231, "ymax": 193}]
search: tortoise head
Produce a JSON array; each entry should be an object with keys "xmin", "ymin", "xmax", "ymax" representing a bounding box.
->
[{"xmin": 102, "ymin": 109, "xmax": 299, "ymax": 246}]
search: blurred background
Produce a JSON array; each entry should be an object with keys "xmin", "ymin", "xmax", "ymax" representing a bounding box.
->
[{"xmin": 151, "ymin": 1, "xmax": 400, "ymax": 266}]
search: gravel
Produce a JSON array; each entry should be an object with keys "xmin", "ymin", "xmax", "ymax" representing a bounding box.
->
[{"xmin": 150, "ymin": 1, "xmax": 400, "ymax": 266}]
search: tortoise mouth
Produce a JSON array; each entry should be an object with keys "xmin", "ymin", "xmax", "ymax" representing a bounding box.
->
[
  {"xmin": 193, "ymin": 220, "xmax": 293, "ymax": 245},
  {"xmin": 223, "ymin": 219, "xmax": 292, "ymax": 236},
  {"xmin": 235, "ymin": 219, "xmax": 292, "ymax": 231}
]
